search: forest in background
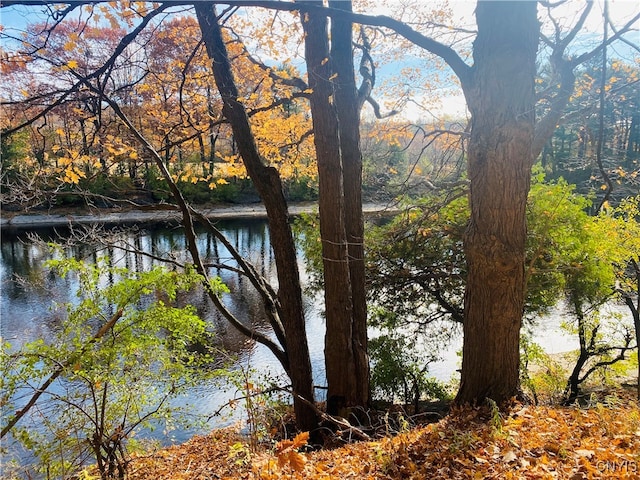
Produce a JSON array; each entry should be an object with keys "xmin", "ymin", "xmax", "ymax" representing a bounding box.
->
[{"xmin": 3, "ymin": 3, "xmax": 635, "ymax": 211}]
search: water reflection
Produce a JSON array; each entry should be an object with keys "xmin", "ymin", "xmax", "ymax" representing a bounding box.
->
[
  {"xmin": 1, "ymin": 219, "xmax": 326, "ymax": 474},
  {"xmin": 1, "ymin": 220, "xmax": 287, "ymax": 354},
  {"xmin": 1, "ymin": 217, "xmax": 584, "ymax": 476}
]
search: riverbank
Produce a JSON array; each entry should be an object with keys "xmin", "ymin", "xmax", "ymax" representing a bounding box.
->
[
  {"xmin": 115, "ymin": 386, "xmax": 640, "ymax": 479},
  {"xmin": 0, "ymin": 201, "xmax": 399, "ymax": 230}
]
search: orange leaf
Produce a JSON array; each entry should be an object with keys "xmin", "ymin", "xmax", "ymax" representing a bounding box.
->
[
  {"xmin": 292, "ymin": 431, "xmax": 309, "ymax": 449},
  {"xmin": 288, "ymin": 450, "xmax": 306, "ymax": 472}
]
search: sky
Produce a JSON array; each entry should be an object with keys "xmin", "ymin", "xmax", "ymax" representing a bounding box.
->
[
  {"xmin": 2, "ymin": 1, "xmax": 638, "ymax": 48},
  {"xmin": 1, "ymin": 1, "xmax": 638, "ymax": 121},
  {"xmin": 3, "ymin": 1, "xmax": 638, "ymax": 46}
]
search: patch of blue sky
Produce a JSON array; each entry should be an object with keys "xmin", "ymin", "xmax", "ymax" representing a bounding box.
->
[
  {"xmin": 1, "ymin": 0, "xmax": 636, "ymax": 120},
  {"xmin": 1, "ymin": 5, "xmax": 51, "ymax": 47}
]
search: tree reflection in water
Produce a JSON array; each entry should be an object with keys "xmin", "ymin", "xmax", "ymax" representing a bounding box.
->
[{"xmin": 0, "ymin": 218, "xmax": 325, "ymax": 445}]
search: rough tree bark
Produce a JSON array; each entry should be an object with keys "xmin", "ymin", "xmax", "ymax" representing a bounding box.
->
[
  {"xmin": 627, "ymin": 258, "xmax": 640, "ymax": 400},
  {"xmin": 455, "ymin": 1, "xmax": 539, "ymax": 405},
  {"xmin": 194, "ymin": 3, "xmax": 317, "ymax": 431},
  {"xmin": 300, "ymin": 3, "xmax": 361, "ymax": 410},
  {"xmin": 329, "ymin": 0, "xmax": 370, "ymax": 407}
]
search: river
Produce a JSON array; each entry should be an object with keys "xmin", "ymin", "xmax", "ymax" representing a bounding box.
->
[
  {"xmin": 1, "ymin": 218, "xmax": 337, "ymax": 475},
  {"xmin": 0, "ymin": 217, "xmax": 580, "ymax": 476}
]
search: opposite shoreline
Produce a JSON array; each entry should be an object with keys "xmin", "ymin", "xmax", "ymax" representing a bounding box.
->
[{"xmin": 1, "ymin": 202, "xmax": 399, "ymax": 230}]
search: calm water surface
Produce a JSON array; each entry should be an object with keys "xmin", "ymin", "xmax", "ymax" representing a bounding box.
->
[
  {"xmin": 0, "ymin": 219, "xmax": 330, "ymax": 472},
  {"xmin": 0, "ymin": 218, "xmax": 579, "ymax": 475}
]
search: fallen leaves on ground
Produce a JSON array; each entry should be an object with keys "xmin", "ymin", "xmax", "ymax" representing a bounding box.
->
[{"xmin": 127, "ymin": 387, "xmax": 640, "ymax": 479}]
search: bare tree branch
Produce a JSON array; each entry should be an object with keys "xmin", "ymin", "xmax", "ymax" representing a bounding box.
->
[
  {"xmin": 1, "ymin": 308, "xmax": 124, "ymax": 438},
  {"xmin": 2, "ymin": 2, "xmax": 171, "ymax": 136},
  {"xmin": 64, "ymin": 68, "xmax": 291, "ymax": 368}
]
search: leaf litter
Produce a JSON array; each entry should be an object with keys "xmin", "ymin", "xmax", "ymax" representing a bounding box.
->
[{"xmin": 126, "ymin": 387, "xmax": 639, "ymax": 479}]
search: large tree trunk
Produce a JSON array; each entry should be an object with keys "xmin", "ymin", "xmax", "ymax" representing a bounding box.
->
[
  {"xmin": 300, "ymin": 4, "xmax": 359, "ymax": 409},
  {"xmin": 455, "ymin": 1, "xmax": 539, "ymax": 405},
  {"xmin": 195, "ymin": 3, "xmax": 317, "ymax": 431},
  {"xmin": 329, "ymin": 0, "xmax": 370, "ymax": 407},
  {"xmin": 623, "ymin": 258, "xmax": 640, "ymax": 400}
]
